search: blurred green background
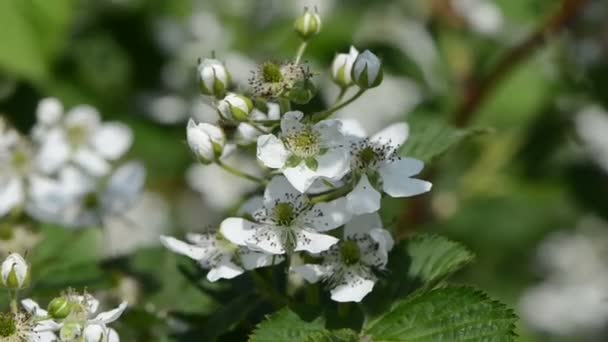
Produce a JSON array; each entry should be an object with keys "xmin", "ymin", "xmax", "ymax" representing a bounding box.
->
[{"xmin": 1, "ymin": 0, "xmax": 608, "ymax": 341}]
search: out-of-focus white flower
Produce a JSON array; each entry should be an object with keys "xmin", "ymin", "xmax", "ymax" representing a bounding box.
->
[
  {"xmin": 575, "ymin": 105, "xmax": 608, "ymax": 173},
  {"xmin": 27, "ymin": 162, "xmax": 145, "ymax": 228},
  {"xmin": 451, "ymin": 0, "xmax": 504, "ymax": 36},
  {"xmin": 331, "ymin": 46, "xmax": 359, "ymax": 88},
  {"xmin": 186, "ymin": 119, "xmax": 232, "ymax": 163},
  {"xmin": 33, "ymin": 99, "xmax": 133, "ymax": 177},
  {"xmin": 197, "ymin": 58, "xmax": 230, "ymax": 98},
  {"xmin": 217, "ymin": 93, "xmax": 254, "ymax": 122},
  {"xmin": 1, "ymin": 252, "xmax": 29, "ymax": 289},
  {"xmin": 341, "ymin": 122, "xmax": 431, "ymax": 214},
  {"xmin": 294, "ymin": 7, "xmax": 322, "ymax": 39},
  {"xmin": 519, "ymin": 216, "xmax": 608, "ymax": 337},
  {"xmin": 257, "ymin": 111, "xmax": 349, "ymax": 193},
  {"xmin": 0, "ymin": 226, "xmax": 41, "ymax": 256},
  {"xmin": 160, "ymin": 231, "xmax": 283, "ymax": 282},
  {"xmin": 292, "ymin": 213, "xmax": 393, "ymax": 302},
  {"xmin": 187, "ymin": 153, "xmax": 263, "ymax": 212},
  {"xmin": 352, "ymin": 50, "xmax": 383, "ymax": 89},
  {"xmin": 236, "ymin": 102, "xmax": 281, "ymax": 143},
  {"xmin": 220, "ymin": 176, "xmax": 351, "ymax": 255}
]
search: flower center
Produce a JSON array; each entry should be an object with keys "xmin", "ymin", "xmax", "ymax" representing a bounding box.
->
[
  {"xmin": 0, "ymin": 313, "xmax": 16, "ymax": 337},
  {"xmin": 358, "ymin": 146, "xmax": 378, "ymax": 168},
  {"xmin": 10, "ymin": 149, "xmax": 30, "ymax": 173},
  {"xmin": 284, "ymin": 128, "xmax": 320, "ymax": 158},
  {"xmin": 67, "ymin": 124, "xmax": 88, "ymax": 146},
  {"xmin": 262, "ymin": 62, "xmax": 283, "ymax": 83},
  {"xmin": 273, "ymin": 202, "xmax": 295, "ymax": 226},
  {"xmin": 339, "ymin": 240, "xmax": 361, "ymax": 266}
]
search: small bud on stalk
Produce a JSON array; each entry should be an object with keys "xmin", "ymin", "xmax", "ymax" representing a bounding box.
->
[
  {"xmin": 352, "ymin": 50, "xmax": 383, "ymax": 89},
  {"xmin": 331, "ymin": 46, "xmax": 359, "ymax": 88},
  {"xmin": 294, "ymin": 8, "xmax": 321, "ymax": 40},
  {"xmin": 187, "ymin": 119, "xmax": 227, "ymax": 164},
  {"xmin": 48, "ymin": 297, "xmax": 73, "ymax": 319},
  {"xmin": 218, "ymin": 93, "xmax": 254, "ymax": 122},
  {"xmin": 1, "ymin": 253, "xmax": 29, "ymax": 289},
  {"xmin": 197, "ymin": 58, "xmax": 231, "ymax": 98}
]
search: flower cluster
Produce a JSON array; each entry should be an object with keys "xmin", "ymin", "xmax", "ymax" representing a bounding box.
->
[
  {"xmin": 0, "ymin": 253, "xmax": 127, "ymax": 341},
  {"xmin": 162, "ymin": 10, "xmax": 431, "ymax": 302},
  {"xmin": 0, "ymin": 99, "xmax": 145, "ymax": 228}
]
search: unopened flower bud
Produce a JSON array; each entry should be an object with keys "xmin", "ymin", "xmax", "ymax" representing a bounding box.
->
[
  {"xmin": 186, "ymin": 119, "xmax": 226, "ymax": 164},
  {"xmin": 218, "ymin": 93, "xmax": 254, "ymax": 122},
  {"xmin": 48, "ymin": 297, "xmax": 73, "ymax": 319},
  {"xmin": 1, "ymin": 253, "xmax": 29, "ymax": 289},
  {"xmin": 294, "ymin": 8, "xmax": 321, "ymax": 40},
  {"xmin": 352, "ymin": 50, "xmax": 383, "ymax": 89},
  {"xmin": 197, "ymin": 58, "xmax": 230, "ymax": 98},
  {"xmin": 331, "ymin": 46, "xmax": 359, "ymax": 88}
]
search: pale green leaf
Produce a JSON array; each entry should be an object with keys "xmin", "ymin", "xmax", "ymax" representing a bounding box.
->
[{"xmin": 365, "ymin": 287, "xmax": 518, "ymax": 342}]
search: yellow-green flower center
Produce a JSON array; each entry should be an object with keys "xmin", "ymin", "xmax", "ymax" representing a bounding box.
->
[
  {"xmin": 11, "ymin": 149, "xmax": 29, "ymax": 172},
  {"xmin": 262, "ymin": 62, "xmax": 283, "ymax": 83},
  {"xmin": 0, "ymin": 313, "xmax": 16, "ymax": 337},
  {"xmin": 358, "ymin": 146, "xmax": 378, "ymax": 167},
  {"xmin": 274, "ymin": 203, "xmax": 295, "ymax": 226},
  {"xmin": 284, "ymin": 128, "xmax": 320, "ymax": 158},
  {"xmin": 339, "ymin": 240, "xmax": 361, "ymax": 266},
  {"xmin": 67, "ymin": 124, "xmax": 87, "ymax": 146}
]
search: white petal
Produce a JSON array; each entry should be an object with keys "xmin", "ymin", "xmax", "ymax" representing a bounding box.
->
[
  {"xmin": 219, "ymin": 218, "xmax": 258, "ymax": 246},
  {"xmin": 236, "ymin": 122, "xmax": 262, "ymax": 143},
  {"xmin": 187, "ymin": 119, "xmax": 214, "ymax": 160},
  {"xmin": 256, "ymin": 134, "xmax": 288, "ymax": 169},
  {"xmin": 330, "ymin": 273, "xmax": 375, "ymax": 302},
  {"xmin": 108, "ymin": 328, "xmax": 120, "ymax": 342},
  {"xmin": 379, "ymin": 159, "xmax": 432, "ymax": 198},
  {"xmin": 292, "ymin": 264, "xmax": 328, "ymax": 283},
  {"xmin": 346, "ymin": 175, "xmax": 381, "ymax": 214},
  {"xmin": 73, "ymin": 147, "xmax": 111, "ymax": 177},
  {"xmin": 36, "ymin": 129, "xmax": 70, "ymax": 174},
  {"xmin": 338, "ymin": 119, "xmax": 367, "ymax": 139},
  {"xmin": 315, "ymin": 149, "xmax": 350, "ymax": 180},
  {"xmin": 263, "ymin": 176, "xmax": 302, "ymax": 207},
  {"xmin": 344, "ymin": 213, "xmax": 383, "ymax": 237},
  {"xmin": 21, "ymin": 298, "xmax": 49, "ymax": 317},
  {"xmin": 0, "ymin": 178, "xmax": 24, "ymax": 217},
  {"xmin": 36, "ymin": 97, "xmax": 63, "ymax": 125},
  {"xmin": 160, "ymin": 236, "xmax": 208, "ymax": 260},
  {"xmin": 102, "ymin": 161, "xmax": 145, "ymax": 214},
  {"xmin": 83, "ymin": 325, "xmax": 105, "ymax": 342},
  {"xmin": 371, "ymin": 122, "xmax": 409, "ymax": 150},
  {"xmin": 283, "ymin": 161, "xmax": 318, "ymax": 193},
  {"xmin": 92, "ymin": 122, "xmax": 133, "ymax": 160},
  {"xmin": 302, "ymin": 197, "xmax": 351, "ymax": 232},
  {"xmin": 295, "ymin": 230, "xmax": 339, "ymax": 254},
  {"xmin": 240, "ymin": 250, "xmax": 283, "ymax": 270},
  {"xmin": 280, "ymin": 111, "xmax": 305, "ymax": 133},
  {"xmin": 207, "ymin": 260, "xmax": 244, "ymax": 281},
  {"xmin": 89, "ymin": 301, "xmax": 127, "ymax": 324},
  {"xmin": 34, "ymin": 319, "xmax": 62, "ymax": 332},
  {"xmin": 369, "ymin": 228, "xmax": 394, "ymax": 255},
  {"xmin": 237, "ymin": 195, "xmax": 264, "ymax": 217},
  {"xmin": 266, "ymin": 102, "xmax": 281, "ymax": 120},
  {"xmin": 246, "ymin": 226, "xmax": 286, "ymax": 255},
  {"xmin": 65, "ymin": 105, "xmax": 101, "ymax": 129}
]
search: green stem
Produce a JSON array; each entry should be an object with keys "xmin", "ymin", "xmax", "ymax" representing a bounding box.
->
[
  {"xmin": 9, "ymin": 290, "xmax": 18, "ymax": 314},
  {"xmin": 250, "ymin": 270, "xmax": 287, "ymax": 308},
  {"xmin": 337, "ymin": 302, "xmax": 351, "ymax": 318},
  {"xmin": 334, "ymin": 87, "xmax": 348, "ymax": 104},
  {"xmin": 312, "ymin": 89, "xmax": 366, "ymax": 122},
  {"xmin": 310, "ymin": 183, "xmax": 354, "ymax": 204},
  {"xmin": 295, "ymin": 41, "xmax": 309, "ymax": 65},
  {"xmin": 216, "ymin": 160, "xmax": 267, "ymax": 185}
]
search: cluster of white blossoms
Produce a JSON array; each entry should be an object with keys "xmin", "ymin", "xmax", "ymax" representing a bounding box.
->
[
  {"xmin": 0, "ymin": 253, "xmax": 127, "ymax": 341},
  {"xmin": 0, "ymin": 98, "xmax": 145, "ymax": 228},
  {"xmin": 161, "ymin": 9, "xmax": 431, "ymax": 302}
]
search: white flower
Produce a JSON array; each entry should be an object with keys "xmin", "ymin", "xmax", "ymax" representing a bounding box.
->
[
  {"xmin": 197, "ymin": 58, "xmax": 230, "ymax": 98},
  {"xmin": 0, "ymin": 301, "xmax": 58, "ymax": 342},
  {"xmin": 1, "ymin": 252, "xmax": 29, "ymax": 289},
  {"xmin": 451, "ymin": 0, "xmax": 503, "ymax": 36},
  {"xmin": 186, "ymin": 119, "xmax": 232, "ymax": 163},
  {"xmin": 575, "ymin": 105, "xmax": 608, "ymax": 173},
  {"xmin": 352, "ymin": 50, "xmax": 383, "ymax": 89},
  {"xmin": 292, "ymin": 213, "xmax": 393, "ymax": 302},
  {"xmin": 331, "ymin": 46, "xmax": 359, "ymax": 88},
  {"xmin": 217, "ymin": 93, "xmax": 253, "ymax": 122},
  {"xmin": 257, "ymin": 111, "xmax": 349, "ymax": 193},
  {"xmin": 235, "ymin": 102, "xmax": 281, "ymax": 143},
  {"xmin": 27, "ymin": 162, "xmax": 145, "ymax": 228},
  {"xmin": 294, "ymin": 7, "xmax": 322, "ymax": 39},
  {"xmin": 343, "ymin": 122, "xmax": 431, "ymax": 214},
  {"xmin": 34, "ymin": 101, "xmax": 133, "ymax": 176},
  {"xmin": 160, "ymin": 231, "xmax": 283, "ymax": 282},
  {"xmin": 0, "ymin": 126, "xmax": 34, "ymax": 218},
  {"xmin": 220, "ymin": 176, "xmax": 351, "ymax": 255}
]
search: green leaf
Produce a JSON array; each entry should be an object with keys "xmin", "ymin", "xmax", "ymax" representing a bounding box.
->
[
  {"xmin": 401, "ymin": 115, "xmax": 485, "ymax": 162},
  {"xmin": 405, "ymin": 234, "xmax": 475, "ymax": 289},
  {"xmin": 249, "ymin": 308, "xmax": 359, "ymax": 342},
  {"xmin": 365, "ymin": 287, "xmax": 518, "ymax": 342}
]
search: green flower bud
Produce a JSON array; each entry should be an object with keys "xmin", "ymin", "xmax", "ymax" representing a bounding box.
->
[
  {"xmin": 1, "ymin": 253, "xmax": 29, "ymax": 289},
  {"xmin": 197, "ymin": 58, "xmax": 231, "ymax": 98},
  {"xmin": 48, "ymin": 297, "xmax": 74, "ymax": 319},
  {"xmin": 218, "ymin": 93, "xmax": 254, "ymax": 122},
  {"xmin": 294, "ymin": 8, "xmax": 321, "ymax": 40},
  {"xmin": 351, "ymin": 50, "xmax": 383, "ymax": 89}
]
